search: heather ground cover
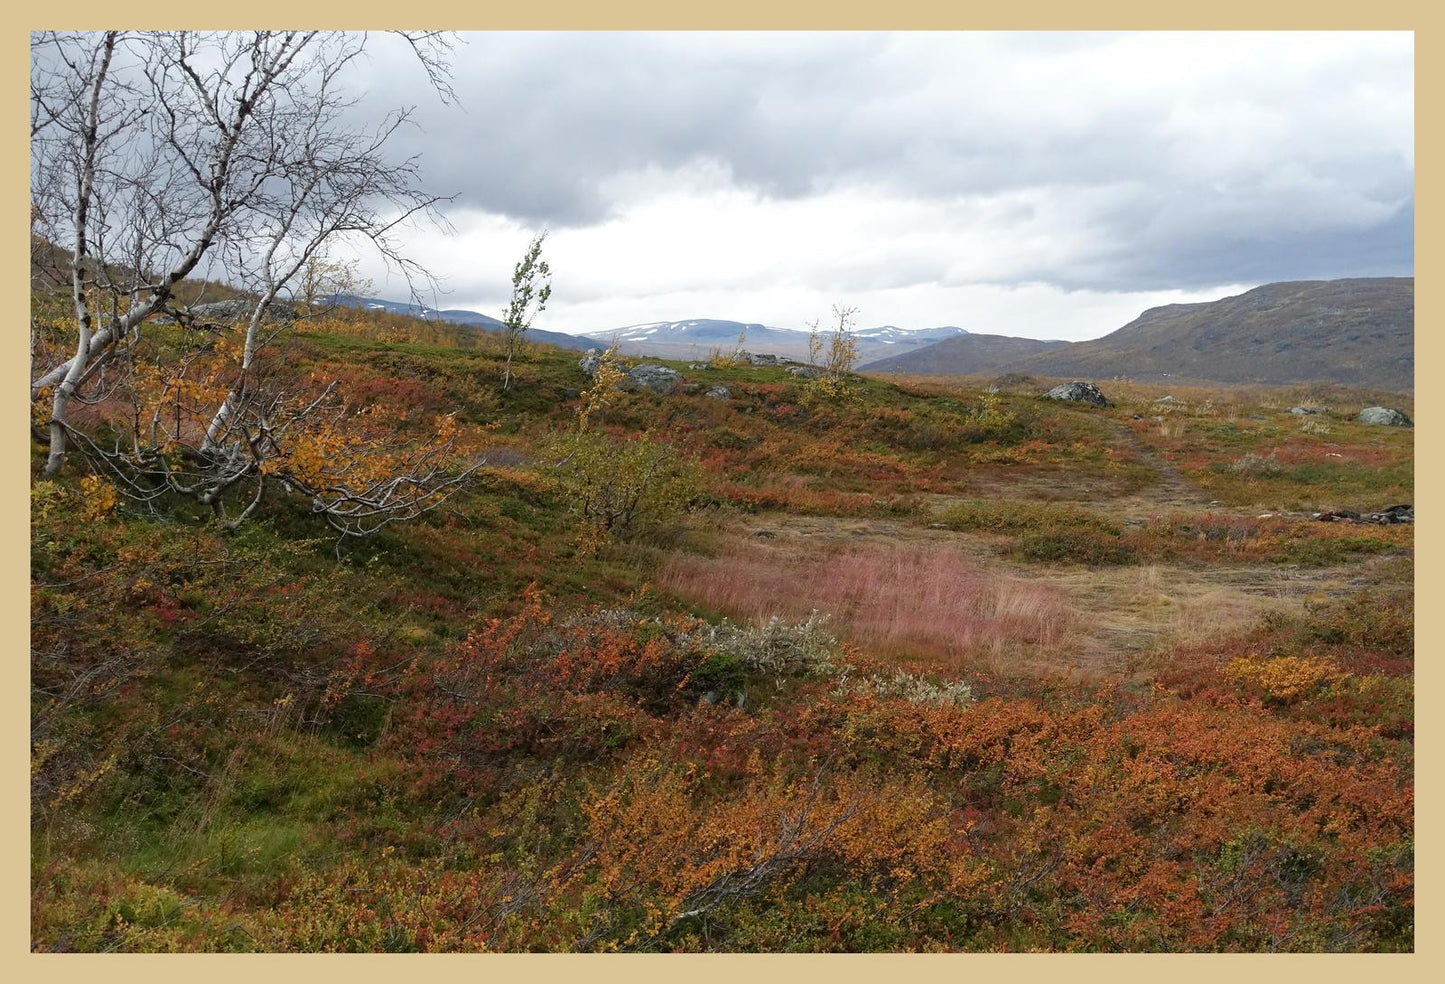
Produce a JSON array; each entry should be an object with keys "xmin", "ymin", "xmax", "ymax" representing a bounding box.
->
[{"xmin": 32, "ymin": 312, "xmax": 1413, "ymax": 951}]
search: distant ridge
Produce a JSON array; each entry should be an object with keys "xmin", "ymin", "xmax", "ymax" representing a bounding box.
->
[
  {"xmin": 859, "ymin": 332, "xmax": 1069, "ymax": 375},
  {"xmin": 864, "ymin": 278, "xmax": 1414, "ymax": 390},
  {"xmin": 323, "ymin": 294, "xmax": 605, "ymax": 352}
]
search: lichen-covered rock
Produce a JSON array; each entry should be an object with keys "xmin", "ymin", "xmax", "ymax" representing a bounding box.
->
[
  {"xmin": 786, "ymin": 366, "xmax": 821, "ymax": 379},
  {"xmin": 155, "ymin": 298, "xmax": 297, "ymax": 325},
  {"xmin": 1358, "ymin": 406, "xmax": 1412, "ymax": 427},
  {"xmin": 1043, "ymin": 381, "xmax": 1108, "ymax": 406},
  {"xmin": 1314, "ymin": 504, "xmax": 1413, "ymax": 524},
  {"xmin": 621, "ymin": 363, "xmax": 683, "ymax": 395},
  {"xmin": 705, "ymin": 385, "xmax": 732, "ymax": 400},
  {"xmin": 1290, "ymin": 406, "xmax": 1328, "ymax": 415}
]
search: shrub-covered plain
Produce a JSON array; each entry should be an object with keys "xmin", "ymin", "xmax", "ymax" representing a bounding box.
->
[{"xmin": 31, "ymin": 312, "xmax": 1413, "ymax": 952}]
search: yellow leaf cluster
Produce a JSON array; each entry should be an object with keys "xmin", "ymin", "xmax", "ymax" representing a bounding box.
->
[
  {"xmin": 32, "ymin": 387, "xmax": 54, "ymax": 428},
  {"xmin": 578, "ymin": 346, "xmax": 626, "ymax": 431},
  {"xmin": 1222, "ymin": 653, "xmax": 1342, "ymax": 702},
  {"xmin": 79, "ymin": 475, "xmax": 118, "ymax": 521}
]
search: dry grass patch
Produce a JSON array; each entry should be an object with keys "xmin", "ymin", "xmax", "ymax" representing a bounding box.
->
[{"xmin": 659, "ymin": 539, "xmax": 1078, "ymax": 665}]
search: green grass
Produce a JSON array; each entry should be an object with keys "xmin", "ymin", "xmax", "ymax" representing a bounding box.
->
[{"xmin": 933, "ymin": 498, "xmax": 1120, "ymax": 536}]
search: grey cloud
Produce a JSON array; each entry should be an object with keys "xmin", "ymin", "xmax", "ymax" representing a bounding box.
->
[
  {"xmin": 1119, "ymin": 196, "xmax": 1414, "ymax": 290},
  {"xmin": 355, "ymin": 31, "xmax": 1413, "ymax": 293}
]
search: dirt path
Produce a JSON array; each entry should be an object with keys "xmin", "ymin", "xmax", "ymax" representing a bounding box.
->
[{"xmin": 1105, "ymin": 416, "xmax": 1212, "ymax": 508}]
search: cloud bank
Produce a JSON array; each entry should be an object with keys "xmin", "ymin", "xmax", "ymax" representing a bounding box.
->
[{"xmin": 341, "ymin": 31, "xmax": 1412, "ymax": 339}]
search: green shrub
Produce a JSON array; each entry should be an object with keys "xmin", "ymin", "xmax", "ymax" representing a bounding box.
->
[
  {"xmin": 545, "ymin": 430, "xmax": 702, "ymax": 541},
  {"xmin": 1299, "ymin": 591, "xmax": 1414, "ymax": 655},
  {"xmin": 1272, "ymin": 536, "xmax": 1401, "ymax": 566},
  {"xmin": 1015, "ymin": 528, "xmax": 1136, "ymax": 565}
]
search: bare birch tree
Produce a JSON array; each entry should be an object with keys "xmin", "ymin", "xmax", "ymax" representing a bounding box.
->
[{"xmin": 30, "ymin": 30, "xmax": 473, "ymax": 532}]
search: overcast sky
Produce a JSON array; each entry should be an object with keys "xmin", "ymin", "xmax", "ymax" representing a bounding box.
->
[{"xmin": 344, "ymin": 31, "xmax": 1413, "ymax": 340}]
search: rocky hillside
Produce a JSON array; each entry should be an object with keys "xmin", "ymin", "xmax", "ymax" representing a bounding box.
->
[{"xmin": 869, "ymin": 279, "xmax": 1414, "ymax": 390}]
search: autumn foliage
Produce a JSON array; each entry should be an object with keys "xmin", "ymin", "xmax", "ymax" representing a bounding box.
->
[{"xmin": 30, "ymin": 303, "xmax": 1413, "ymax": 953}]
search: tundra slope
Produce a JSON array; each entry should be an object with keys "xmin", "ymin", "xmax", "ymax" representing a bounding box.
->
[{"xmin": 865, "ymin": 278, "xmax": 1413, "ymax": 391}]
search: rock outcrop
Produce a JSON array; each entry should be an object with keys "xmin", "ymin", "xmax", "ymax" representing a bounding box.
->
[{"xmin": 1314, "ymin": 504, "xmax": 1413, "ymax": 525}]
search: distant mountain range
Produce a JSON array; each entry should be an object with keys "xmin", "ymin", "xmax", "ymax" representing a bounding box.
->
[
  {"xmin": 860, "ymin": 278, "xmax": 1414, "ymax": 391},
  {"xmin": 595, "ymin": 319, "xmax": 969, "ymax": 363},
  {"xmin": 322, "ymin": 294, "xmax": 606, "ymax": 352},
  {"xmin": 328, "ymin": 299, "xmax": 971, "ymax": 363}
]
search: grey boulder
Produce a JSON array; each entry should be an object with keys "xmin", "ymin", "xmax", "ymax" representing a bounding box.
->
[
  {"xmin": 1358, "ymin": 406, "xmax": 1412, "ymax": 427},
  {"xmin": 622, "ymin": 363, "xmax": 683, "ymax": 395},
  {"xmin": 1043, "ymin": 381, "xmax": 1108, "ymax": 407}
]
